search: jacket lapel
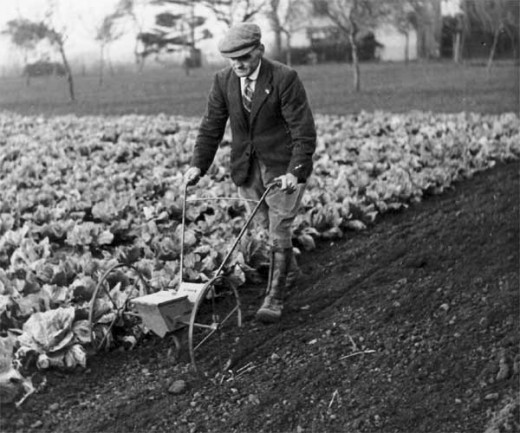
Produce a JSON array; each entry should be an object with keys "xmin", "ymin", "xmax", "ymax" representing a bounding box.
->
[{"xmin": 249, "ymin": 61, "xmax": 273, "ymax": 125}]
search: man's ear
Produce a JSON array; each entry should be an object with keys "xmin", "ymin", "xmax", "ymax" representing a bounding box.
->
[{"xmin": 258, "ymin": 44, "xmax": 265, "ymax": 55}]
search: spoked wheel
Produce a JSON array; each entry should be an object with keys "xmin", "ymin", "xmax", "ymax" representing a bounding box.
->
[
  {"xmin": 88, "ymin": 263, "xmax": 151, "ymax": 352},
  {"xmin": 188, "ymin": 275, "xmax": 242, "ymax": 377}
]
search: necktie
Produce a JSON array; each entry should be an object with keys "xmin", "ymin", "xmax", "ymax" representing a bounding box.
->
[{"xmin": 243, "ymin": 78, "xmax": 253, "ymax": 113}]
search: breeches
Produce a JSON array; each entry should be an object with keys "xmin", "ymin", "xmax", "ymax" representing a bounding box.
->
[{"xmin": 238, "ymin": 158, "xmax": 306, "ymax": 250}]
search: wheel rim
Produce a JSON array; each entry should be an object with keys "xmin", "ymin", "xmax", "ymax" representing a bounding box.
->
[{"xmin": 88, "ymin": 264, "xmax": 150, "ymax": 352}]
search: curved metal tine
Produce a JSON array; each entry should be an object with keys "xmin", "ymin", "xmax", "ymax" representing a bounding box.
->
[
  {"xmin": 94, "ymin": 297, "xmax": 130, "ymax": 350},
  {"xmin": 96, "ymin": 274, "xmax": 144, "ymax": 350},
  {"xmin": 126, "ymin": 264, "xmax": 153, "ymax": 295},
  {"xmin": 100, "ymin": 264, "xmax": 150, "ymax": 310},
  {"xmin": 96, "ymin": 308, "xmax": 122, "ymax": 350},
  {"xmin": 96, "ymin": 268, "xmax": 117, "ymax": 306}
]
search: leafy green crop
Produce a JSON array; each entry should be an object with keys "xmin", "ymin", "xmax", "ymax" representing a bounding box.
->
[{"xmin": 0, "ymin": 110, "xmax": 518, "ymax": 371}]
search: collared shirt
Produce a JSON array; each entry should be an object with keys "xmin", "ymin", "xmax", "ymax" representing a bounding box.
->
[{"xmin": 240, "ymin": 60, "xmax": 261, "ymax": 95}]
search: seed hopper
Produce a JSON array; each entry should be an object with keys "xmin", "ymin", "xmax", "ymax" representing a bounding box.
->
[{"xmin": 88, "ymin": 182, "xmax": 277, "ymax": 376}]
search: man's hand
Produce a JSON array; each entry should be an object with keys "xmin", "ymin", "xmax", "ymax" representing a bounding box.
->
[
  {"xmin": 275, "ymin": 173, "xmax": 298, "ymax": 194},
  {"xmin": 184, "ymin": 166, "xmax": 202, "ymax": 186}
]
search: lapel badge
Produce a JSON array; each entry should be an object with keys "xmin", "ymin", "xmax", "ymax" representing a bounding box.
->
[{"xmin": 265, "ymin": 88, "xmax": 270, "ymax": 95}]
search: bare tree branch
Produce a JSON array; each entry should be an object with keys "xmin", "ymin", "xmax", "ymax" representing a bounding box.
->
[{"xmin": 199, "ymin": 0, "xmax": 268, "ymax": 25}]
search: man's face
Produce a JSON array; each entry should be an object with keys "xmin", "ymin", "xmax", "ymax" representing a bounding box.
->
[{"xmin": 229, "ymin": 45, "xmax": 264, "ymax": 78}]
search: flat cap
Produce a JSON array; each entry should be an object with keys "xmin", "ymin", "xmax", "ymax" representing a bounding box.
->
[{"xmin": 218, "ymin": 23, "xmax": 261, "ymax": 58}]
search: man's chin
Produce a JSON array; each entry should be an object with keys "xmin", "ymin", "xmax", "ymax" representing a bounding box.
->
[{"xmin": 233, "ymin": 69, "xmax": 249, "ymax": 77}]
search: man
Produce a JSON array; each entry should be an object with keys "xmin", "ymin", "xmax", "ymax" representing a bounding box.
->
[{"xmin": 184, "ymin": 22, "xmax": 317, "ymax": 323}]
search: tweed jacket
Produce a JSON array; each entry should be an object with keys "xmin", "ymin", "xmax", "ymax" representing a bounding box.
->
[{"xmin": 191, "ymin": 58, "xmax": 317, "ymax": 186}]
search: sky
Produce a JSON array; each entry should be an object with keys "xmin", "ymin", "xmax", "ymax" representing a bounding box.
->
[{"xmin": 0, "ymin": 0, "xmax": 463, "ymax": 74}]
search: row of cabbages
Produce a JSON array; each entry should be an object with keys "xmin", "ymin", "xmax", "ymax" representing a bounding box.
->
[{"xmin": 0, "ymin": 110, "xmax": 518, "ymax": 402}]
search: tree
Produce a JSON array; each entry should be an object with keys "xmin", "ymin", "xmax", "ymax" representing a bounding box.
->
[
  {"xmin": 40, "ymin": 25, "xmax": 75, "ymax": 101},
  {"xmin": 416, "ymin": 0, "xmax": 442, "ymax": 59},
  {"xmin": 3, "ymin": 18, "xmax": 75, "ymax": 101},
  {"xmin": 383, "ymin": 0, "xmax": 443, "ymax": 62},
  {"xmin": 114, "ymin": 0, "xmax": 211, "ymax": 71},
  {"xmin": 266, "ymin": 0, "xmax": 310, "ymax": 64},
  {"xmin": 113, "ymin": 0, "xmax": 149, "ymax": 70},
  {"xmin": 199, "ymin": 0, "xmax": 267, "ymax": 25},
  {"xmin": 149, "ymin": 1, "xmax": 212, "ymax": 73},
  {"xmin": 95, "ymin": 12, "xmax": 125, "ymax": 85},
  {"xmin": 325, "ymin": 0, "xmax": 388, "ymax": 91},
  {"xmin": 385, "ymin": 0, "xmax": 420, "ymax": 64},
  {"xmin": 463, "ymin": 0, "xmax": 519, "ymax": 72},
  {"xmin": 442, "ymin": 12, "xmax": 464, "ymax": 63},
  {"xmin": 2, "ymin": 19, "xmax": 41, "ymax": 79}
]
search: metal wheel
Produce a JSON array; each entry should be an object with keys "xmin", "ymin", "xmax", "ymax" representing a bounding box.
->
[
  {"xmin": 188, "ymin": 275, "xmax": 242, "ymax": 376},
  {"xmin": 88, "ymin": 263, "xmax": 151, "ymax": 352}
]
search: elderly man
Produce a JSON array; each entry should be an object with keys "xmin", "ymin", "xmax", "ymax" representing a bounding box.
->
[{"xmin": 184, "ymin": 23, "xmax": 317, "ymax": 323}]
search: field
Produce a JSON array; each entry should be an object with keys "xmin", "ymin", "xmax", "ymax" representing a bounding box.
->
[
  {"xmin": 0, "ymin": 61, "xmax": 518, "ymax": 116},
  {"xmin": 0, "ymin": 60, "xmax": 519, "ymax": 433}
]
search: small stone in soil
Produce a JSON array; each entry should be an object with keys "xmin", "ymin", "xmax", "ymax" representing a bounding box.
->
[{"xmin": 168, "ymin": 379, "xmax": 187, "ymax": 395}]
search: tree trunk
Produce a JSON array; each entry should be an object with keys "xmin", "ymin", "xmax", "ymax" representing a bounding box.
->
[
  {"xmin": 453, "ymin": 31, "xmax": 461, "ymax": 63},
  {"xmin": 183, "ymin": 53, "xmax": 191, "ymax": 76},
  {"xmin": 285, "ymin": 33, "xmax": 292, "ymax": 66},
  {"xmin": 416, "ymin": 0, "xmax": 442, "ymax": 60},
  {"xmin": 404, "ymin": 31, "xmax": 410, "ymax": 64},
  {"xmin": 134, "ymin": 39, "xmax": 143, "ymax": 72},
  {"xmin": 487, "ymin": 28, "xmax": 500, "ymax": 74},
  {"xmin": 99, "ymin": 44, "xmax": 105, "ymax": 86},
  {"xmin": 460, "ymin": 29, "xmax": 466, "ymax": 63},
  {"xmin": 268, "ymin": 2, "xmax": 283, "ymax": 61},
  {"xmin": 24, "ymin": 52, "xmax": 30, "ymax": 86},
  {"xmin": 274, "ymin": 28, "xmax": 283, "ymax": 61},
  {"xmin": 58, "ymin": 43, "xmax": 75, "ymax": 102},
  {"xmin": 108, "ymin": 56, "xmax": 115, "ymax": 76},
  {"xmin": 189, "ymin": 3, "xmax": 196, "ymax": 50},
  {"xmin": 138, "ymin": 55, "xmax": 146, "ymax": 73},
  {"xmin": 349, "ymin": 30, "xmax": 360, "ymax": 92}
]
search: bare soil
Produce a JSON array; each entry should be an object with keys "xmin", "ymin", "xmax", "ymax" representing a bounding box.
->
[{"xmin": 1, "ymin": 161, "xmax": 519, "ymax": 433}]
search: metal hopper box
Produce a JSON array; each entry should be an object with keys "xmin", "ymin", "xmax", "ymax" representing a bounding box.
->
[{"xmin": 131, "ymin": 291, "xmax": 193, "ymax": 338}]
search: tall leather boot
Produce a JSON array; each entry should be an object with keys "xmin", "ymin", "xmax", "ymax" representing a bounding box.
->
[
  {"xmin": 256, "ymin": 247, "xmax": 292, "ymax": 323},
  {"xmin": 286, "ymin": 253, "xmax": 303, "ymax": 291}
]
